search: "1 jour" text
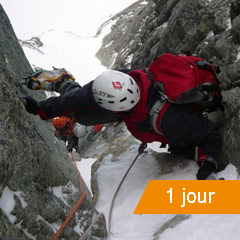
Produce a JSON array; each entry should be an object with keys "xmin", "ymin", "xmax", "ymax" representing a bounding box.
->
[{"xmin": 167, "ymin": 188, "xmax": 215, "ymax": 207}]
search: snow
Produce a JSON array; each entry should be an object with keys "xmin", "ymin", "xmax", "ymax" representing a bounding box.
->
[
  {"xmin": 236, "ymin": 47, "xmax": 240, "ymax": 62},
  {"xmin": 159, "ymin": 215, "xmax": 240, "ymax": 240},
  {"xmin": 226, "ymin": 18, "xmax": 232, "ymax": 30},
  {"xmin": 0, "ymin": 187, "xmax": 18, "ymax": 223},
  {"xmin": 95, "ymin": 144, "xmax": 240, "ymax": 240},
  {"xmin": 0, "ymin": 187, "xmax": 27, "ymax": 222},
  {"xmin": 109, "ymin": 53, "xmax": 119, "ymax": 69},
  {"xmin": 206, "ymin": 31, "xmax": 214, "ymax": 39},
  {"xmin": 37, "ymin": 215, "xmax": 60, "ymax": 232},
  {"xmin": 14, "ymin": 191, "xmax": 27, "ymax": 209},
  {"xmin": 76, "ymin": 158, "xmax": 97, "ymax": 195},
  {"xmin": 0, "ymin": 0, "xmax": 137, "ymax": 40},
  {"xmin": 21, "ymin": 29, "xmax": 107, "ymax": 85},
  {"xmin": 140, "ymin": 1, "xmax": 148, "ymax": 5},
  {"xmin": 51, "ymin": 181, "xmax": 80, "ymax": 207},
  {"xmin": 0, "ymin": 188, "xmax": 35, "ymax": 239},
  {"xmin": 1, "ymin": 0, "xmax": 240, "ymax": 240},
  {"xmin": 161, "ymin": 22, "xmax": 168, "ymax": 28},
  {"xmin": 206, "ymin": 0, "xmax": 213, "ymax": 5},
  {"xmin": 125, "ymin": 54, "xmax": 134, "ymax": 66},
  {"xmin": 51, "ymin": 185, "xmax": 69, "ymax": 206},
  {"xmin": 105, "ymin": 40, "xmax": 114, "ymax": 48},
  {"xmin": 155, "ymin": 22, "xmax": 168, "ymax": 31},
  {"xmin": 16, "ymin": 221, "xmax": 36, "ymax": 240},
  {"xmin": 1, "ymin": 0, "xmax": 135, "ymax": 85},
  {"xmin": 147, "ymin": 142, "xmax": 168, "ymax": 153}
]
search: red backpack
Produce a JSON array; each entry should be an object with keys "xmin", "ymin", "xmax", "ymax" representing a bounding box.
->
[
  {"xmin": 147, "ymin": 53, "xmax": 222, "ymax": 135},
  {"xmin": 148, "ymin": 53, "xmax": 222, "ymax": 111}
]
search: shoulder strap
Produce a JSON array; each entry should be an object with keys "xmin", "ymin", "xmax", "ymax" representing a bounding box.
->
[
  {"xmin": 195, "ymin": 60, "xmax": 221, "ymax": 84},
  {"xmin": 149, "ymin": 100, "xmax": 167, "ymax": 135},
  {"xmin": 145, "ymin": 68, "xmax": 173, "ymax": 103}
]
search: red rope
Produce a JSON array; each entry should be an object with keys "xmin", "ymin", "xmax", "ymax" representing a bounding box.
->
[
  {"xmin": 71, "ymin": 152, "xmax": 84, "ymax": 192},
  {"xmin": 52, "ymin": 152, "xmax": 105, "ymax": 240},
  {"xmin": 52, "ymin": 152, "xmax": 87, "ymax": 240},
  {"xmin": 52, "ymin": 191, "xmax": 87, "ymax": 240}
]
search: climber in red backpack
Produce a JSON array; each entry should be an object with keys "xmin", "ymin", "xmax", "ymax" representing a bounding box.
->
[{"xmin": 24, "ymin": 53, "xmax": 223, "ymax": 180}]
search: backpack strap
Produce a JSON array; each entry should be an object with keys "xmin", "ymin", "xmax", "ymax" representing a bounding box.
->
[
  {"xmin": 145, "ymin": 68, "xmax": 173, "ymax": 103},
  {"xmin": 145, "ymin": 68, "xmax": 170, "ymax": 135},
  {"xmin": 195, "ymin": 60, "xmax": 221, "ymax": 84},
  {"xmin": 149, "ymin": 100, "xmax": 166, "ymax": 135}
]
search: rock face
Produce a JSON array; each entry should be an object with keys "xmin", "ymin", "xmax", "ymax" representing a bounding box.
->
[
  {"xmin": 96, "ymin": 0, "xmax": 240, "ymax": 170},
  {"xmin": 19, "ymin": 37, "xmax": 44, "ymax": 54},
  {"xmin": 0, "ymin": 4, "xmax": 107, "ymax": 240}
]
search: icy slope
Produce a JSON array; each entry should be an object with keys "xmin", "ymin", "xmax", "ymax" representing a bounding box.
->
[
  {"xmin": 76, "ymin": 123, "xmax": 240, "ymax": 240},
  {"xmin": 94, "ymin": 137, "xmax": 240, "ymax": 240}
]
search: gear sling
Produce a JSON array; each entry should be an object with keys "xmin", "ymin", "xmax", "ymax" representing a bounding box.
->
[{"xmin": 147, "ymin": 53, "xmax": 221, "ymax": 135}]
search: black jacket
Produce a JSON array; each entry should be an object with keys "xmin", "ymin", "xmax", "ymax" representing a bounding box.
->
[
  {"xmin": 37, "ymin": 75, "xmax": 222, "ymax": 163},
  {"xmin": 38, "ymin": 81, "xmax": 120, "ymax": 125}
]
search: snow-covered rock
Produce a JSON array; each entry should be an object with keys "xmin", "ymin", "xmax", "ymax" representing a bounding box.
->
[{"xmin": 0, "ymin": 4, "xmax": 107, "ymax": 239}]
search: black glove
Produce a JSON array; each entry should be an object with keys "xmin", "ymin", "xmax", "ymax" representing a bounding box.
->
[
  {"xmin": 197, "ymin": 160, "xmax": 216, "ymax": 180},
  {"xmin": 24, "ymin": 96, "xmax": 39, "ymax": 115},
  {"xmin": 67, "ymin": 144, "xmax": 73, "ymax": 152},
  {"xmin": 67, "ymin": 137, "xmax": 78, "ymax": 152}
]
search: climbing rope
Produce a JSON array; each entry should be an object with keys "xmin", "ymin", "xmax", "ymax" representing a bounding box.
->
[
  {"xmin": 52, "ymin": 152, "xmax": 105, "ymax": 240},
  {"xmin": 79, "ymin": 213, "xmax": 105, "ymax": 240},
  {"xmin": 52, "ymin": 191, "xmax": 87, "ymax": 240},
  {"xmin": 52, "ymin": 152, "xmax": 88, "ymax": 240},
  {"xmin": 17, "ymin": 80, "xmax": 111, "ymax": 238},
  {"xmin": 71, "ymin": 152, "xmax": 84, "ymax": 192},
  {"xmin": 108, "ymin": 142, "xmax": 147, "ymax": 235}
]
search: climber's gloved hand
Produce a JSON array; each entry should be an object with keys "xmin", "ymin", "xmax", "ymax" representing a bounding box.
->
[
  {"xmin": 197, "ymin": 158, "xmax": 217, "ymax": 180},
  {"xmin": 66, "ymin": 142, "xmax": 74, "ymax": 152},
  {"xmin": 23, "ymin": 96, "xmax": 39, "ymax": 115}
]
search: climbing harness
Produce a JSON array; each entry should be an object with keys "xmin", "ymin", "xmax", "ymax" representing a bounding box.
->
[{"xmin": 108, "ymin": 142, "xmax": 147, "ymax": 235}]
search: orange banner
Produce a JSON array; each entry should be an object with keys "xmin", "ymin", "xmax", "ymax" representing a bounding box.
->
[{"xmin": 134, "ymin": 180, "xmax": 240, "ymax": 214}]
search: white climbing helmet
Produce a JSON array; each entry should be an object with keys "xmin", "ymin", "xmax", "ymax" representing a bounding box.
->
[
  {"xmin": 92, "ymin": 70, "xmax": 140, "ymax": 111},
  {"xmin": 73, "ymin": 123, "xmax": 87, "ymax": 138}
]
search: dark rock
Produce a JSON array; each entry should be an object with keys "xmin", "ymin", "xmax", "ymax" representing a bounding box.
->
[
  {"xmin": 0, "ymin": 209, "xmax": 29, "ymax": 240},
  {"xmin": 96, "ymin": 0, "xmax": 240, "ymax": 172},
  {"xmin": 0, "ymin": 4, "xmax": 107, "ymax": 239},
  {"xmin": 230, "ymin": 0, "xmax": 240, "ymax": 21},
  {"xmin": 19, "ymin": 37, "xmax": 44, "ymax": 54},
  {"xmin": 96, "ymin": 0, "xmax": 154, "ymax": 69},
  {"xmin": 232, "ymin": 15, "xmax": 240, "ymax": 43}
]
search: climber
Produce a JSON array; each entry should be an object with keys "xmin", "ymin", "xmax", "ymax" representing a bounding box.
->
[
  {"xmin": 52, "ymin": 116, "xmax": 78, "ymax": 152},
  {"xmin": 53, "ymin": 116, "xmax": 103, "ymax": 152},
  {"xmin": 23, "ymin": 53, "xmax": 223, "ymax": 180},
  {"xmin": 23, "ymin": 67, "xmax": 103, "ymax": 153}
]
